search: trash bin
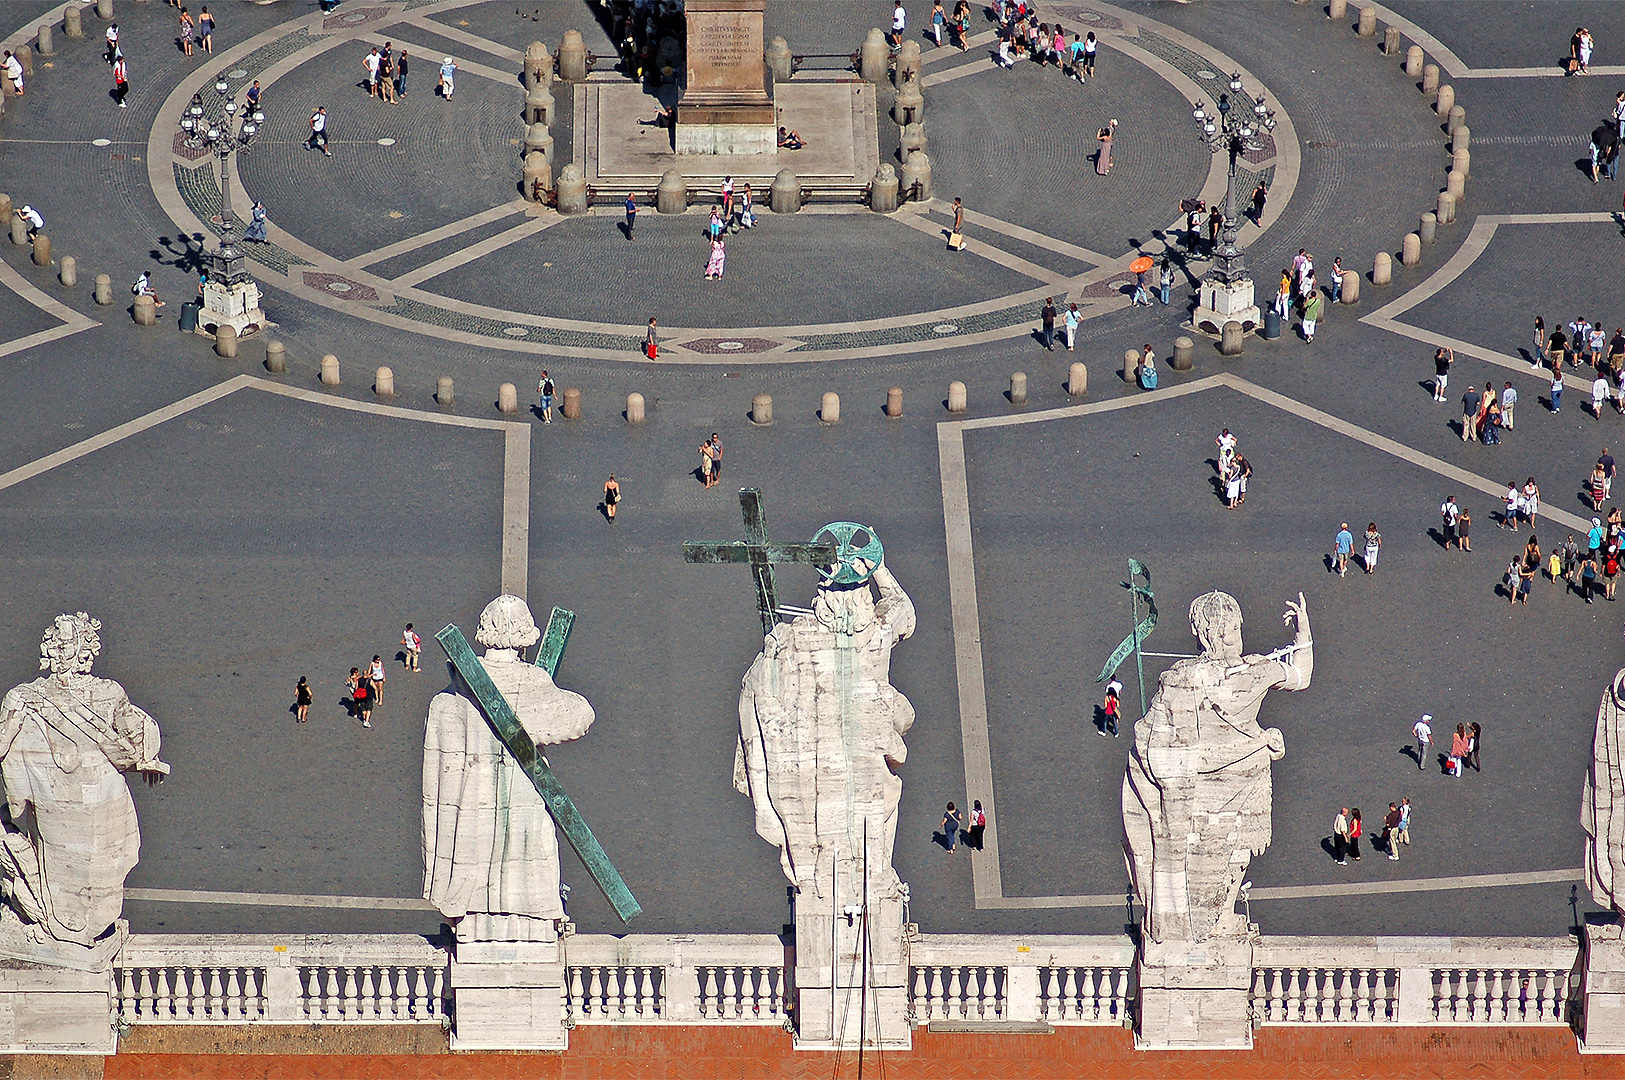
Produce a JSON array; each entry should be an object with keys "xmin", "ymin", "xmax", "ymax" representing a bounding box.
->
[
  {"xmin": 178, "ymin": 301, "xmax": 198, "ymax": 333},
  {"xmin": 1262, "ymin": 307, "xmax": 1281, "ymax": 340}
]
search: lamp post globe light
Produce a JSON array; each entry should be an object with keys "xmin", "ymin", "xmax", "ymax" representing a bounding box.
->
[
  {"xmin": 179, "ymin": 80, "xmax": 267, "ymax": 338},
  {"xmin": 1188, "ymin": 74, "xmax": 1276, "ymax": 336}
]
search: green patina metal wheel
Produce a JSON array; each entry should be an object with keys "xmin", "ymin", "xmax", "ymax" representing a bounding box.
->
[{"xmin": 812, "ymin": 521, "xmax": 885, "ymax": 585}]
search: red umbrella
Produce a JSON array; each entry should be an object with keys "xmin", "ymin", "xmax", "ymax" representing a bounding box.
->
[{"xmin": 1130, "ymin": 255, "xmax": 1155, "ymax": 274}]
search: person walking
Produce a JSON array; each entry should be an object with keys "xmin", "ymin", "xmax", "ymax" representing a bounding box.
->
[
  {"xmin": 1515, "ymin": 536, "xmax": 1539, "ymax": 605},
  {"xmin": 1040, "ymin": 296, "xmax": 1056, "ymax": 351},
  {"xmin": 1449, "ymin": 723, "xmax": 1470, "ymax": 777},
  {"xmin": 1332, "ymin": 807, "xmax": 1350, "ymax": 865},
  {"xmin": 1081, "ymin": 31, "xmax": 1097, "ymax": 78},
  {"xmin": 438, "ymin": 57, "xmax": 457, "ymax": 99},
  {"xmin": 112, "ymin": 54, "xmax": 129, "ymax": 108},
  {"xmin": 294, "ymin": 676, "xmax": 312, "ymax": 723},
  {"xmin": 1301, "ymin": 289, "xmax": 1322, "ymax": 343},
  {"xmin": 1398, "ymin": 797, "xmax": 1412, "ymax": 847},
  {"xmin": 940, "ymin": 801, "xmax": 960, "ymax": 853},
  {"xmin": 401, "ymin": 623, "xmax": 421, "ymax": 671},
  {"xmin": 1363, "ymin": 522, "xmax": 1381, "ymax": 573},
  {"xmin": 966, "ymin": 801, "xmax": 986, "ymax": 850},
  {"xmin": 368, "ymin": 655, "xmax": 386, "ymax": 704},
  {"xmin": 624, "ymin": 192, "xmax": 637, "ymax": 240},
  {"xmin": 1102, "ymin": 677, "xmax": 1121, "ymax": 737},
  {"xmin": 1523, "ymin": 478, "xmax": 1541, "ymax": 529},
  {"xmin": 1159, "ymin": 258, "xmax": 1174, "ymax": 306},
  {"xmin": 1462, "ymin": 382, "xmax": 1482, "ymax": 442},
  {"xmin": 246, "ymin": 79, "xmax": 262, "ymax": 112},
  {"xmin": 1582, "ymin": 551, "xmax": 1601, "ymax": 603},
  {"xmin": 1063, "ymin": 302, "xmax": 1080, "ymax": 352},
  {"xmin": 198, "ymin": 6, "xmax": 215, "ymax": 53},
  {"xmin": 1440, "ymin": 496, "xmax": 1460, "ymax": 550},
  {"xmin": 1532, "ymin": 316, "xmax": 1546, "ymax": 370},
  {"xmin": 180, "ymin": 7, "xmax": 195, "ymax": 57},
  {"xmin": 537, "ymin": 369, "xmax": 555, "ymax": 422},
  {"xmin": 1381, "ymin": 802, "xmax": 1402, "ymax": 860},
  {"xmin": 351, "ymin": 667, "xmax": 373, "ymax": 728},
  {"xmin": 1347, "ymin": 808, "xmax": 1363, "ymax": 861},
  {"xmin": 1412, "ymin": 713, "xmax": 1433, "ymax": 771},
  {"xmin": 704, "ymin": 238, "xmax": 726, "ymax": 280},
  {"xmin": 1433, "ymin": 346, "xmax": 1453, "ymax": 402},
  {"xmin": 1459, "ymin": 506, "xmax": 1473, "ymax": 552},
  {"xmin": 603, "ymin": 474, "xmax": 621, "ymax": 522},
  {"xmin": 307, "ymin": 106, "xmax": 331, "ymax": 155},
  {"xmin": 1551, "ymin": 369, "xmax": 1564, "ymax": 413},
  {"xmin": 105, "ymin": 23, "xmax": 120, "ymax": 65},
  {"xmin": 890, "ymin": 1, "xmax": 907, "ymax": 51},
  {"xmin": 930, "ymin": 0, "xmax": 945, "ymax": 47},
  {"xmin": 243, "ymin": 201, "xmax": 268, "ymax": 243},
  {"xmin": 1502, "ymin": 381, "xmax": 1517, "ymax": 430},
  {"xmin": 1334, "ymin": 522, "xmax": 1354, "ymax": 578},
  {"xmin": 645, "ymin": 316, "xmax": 658, "ymax": 360},
  {"xmin": 395, "ymin": 51, "xmax": 408, "ymax": 97},
  {"xmin": 1468, "ymin": 721, "xmax": 1482, "ymax": 772}
]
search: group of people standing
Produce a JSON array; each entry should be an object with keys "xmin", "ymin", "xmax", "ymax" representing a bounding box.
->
[
  {"xmin": 1214, "ymin": 427, "xmax": 1252, "ymax": 510},
  {"xmin": 1531, "ymin": 316, "xmax": 1625, "ymax": 417},
  {"xmin": 292, "ymin": 626, "xmax": 421, "ymax": 728},
  {"xmin": 1274, "ymin": 249, "xmax": 1333, "ymax": 342},
  {"xmin": 1331, "ymin": 800, "xmax": 1412, "ymax": 864}
]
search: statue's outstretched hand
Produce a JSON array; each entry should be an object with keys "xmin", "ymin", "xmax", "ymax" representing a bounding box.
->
[{"xmin": 1283, "ymin": 591, "xmax": 1310, "ymax": 639}]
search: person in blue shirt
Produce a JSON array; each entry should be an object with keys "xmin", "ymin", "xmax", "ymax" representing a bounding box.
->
[
  {"xmin": 1334, "ymin": 523, "xmax": 1354, "ymax": 578},
  {"xmin": 624, "ymin": 193, "xmax": 637, "ymax": 240}
]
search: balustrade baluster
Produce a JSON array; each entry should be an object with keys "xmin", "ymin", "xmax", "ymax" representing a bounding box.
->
[
  {"xmin": 116, "ymin": 967, "xmax": 133, "ymax": 1022},
  {"xmin": 1268, "ymin": 968, "xmax": 1286, "ymax": 1024},
  {"xmin": 361, "ymin": 967, "xmax": 378, "ymax": 1020},
  {"xmin": 1538, "ymin": 970, "xmax": 1558, "ymax": 1022},
  {"xmin": 1249, "ymin": 968, "xmax": 1265, "ymax": 1025},
  {"xmin": 1486, "ymin": 969, "xmax": 1504, "ymax": 1023},
  {"xmin": 225, "ymin": 968, "xmax": 242, "ymax": 1020},
  {"xmin": 135, "ymin": 968, "xmax": 153, "ymax": 1021},
  {"xmin": 185, "ymin": 967, "xmax": 205, "ymax": 1020},
  {"xmin": 429, "ymin": 965, "xmax": 447, "ymax": 1019},
  {"xmin": 909, "ymin": 966, "xmax": 923, "ymax": 1019},
  {"xmin": 155, "ymin": 968, "xmax": 174, "ymax": 1022}
]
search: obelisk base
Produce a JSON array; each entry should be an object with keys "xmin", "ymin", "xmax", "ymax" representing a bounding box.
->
[{"xmin": 676, "ymin": 103, "xmax": 776, "ymax": 156}]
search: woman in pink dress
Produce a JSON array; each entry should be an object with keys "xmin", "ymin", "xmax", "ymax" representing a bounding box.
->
[{"xmin": 704, "ymin": 238, "xmax": 726, "ymax": 280}]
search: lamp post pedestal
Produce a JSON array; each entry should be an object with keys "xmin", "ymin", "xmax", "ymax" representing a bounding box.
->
[
  {"xmin": 197, "ymin": 277, "xmax": 264, "ymax": 338},
  {"xmin": 1192, "ymin": 278, "xmax": 1258, "ymax": 336}
]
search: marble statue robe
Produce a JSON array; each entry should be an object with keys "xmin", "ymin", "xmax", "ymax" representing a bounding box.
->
[
  {"xmin": 422, "ymin": 650, "xmax": 593, "ymax": 925},
  {"xmin": 1584, "ymin": 667, "xmax": 1625, "ymax": 915},
  {"xmin": 734, "ymin": 564, "xmax": 916, "ymax": 899},
  {"xmin": 0, "ymin": 674, "xmax": 164, "ymax": 948}
]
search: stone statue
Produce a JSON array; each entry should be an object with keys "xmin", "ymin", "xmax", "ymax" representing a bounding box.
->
[
  {"xmin": 1122, "ymin": 591, "xmax": 1312, "ymax": 944},
  {"xmin": 734, "ymin": 558, "xmax": 916, "ymax": 901},
  {"xmin": 0, "ymin": 613, "xmax": 168, "ymax": 960},
  {"xmin": 422, "ymin": 595, "xmax": 594, "ymax": 940},
  {"xmin": 1584, "ymin": 667, "xmax": 1625, "ymax": 918}
]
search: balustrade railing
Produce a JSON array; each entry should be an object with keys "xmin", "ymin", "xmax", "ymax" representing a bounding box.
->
[
  {"xmin": 563, "ymin": 934, "xmax": 790, "ymax": 1025},
  {"xmin": 909, "ymin": 935, "xmax": 1136, "ymax": 1025}
]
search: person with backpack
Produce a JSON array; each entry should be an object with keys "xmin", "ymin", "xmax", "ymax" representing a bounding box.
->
[
  {"xmin": 537, "ymin": 369, "xmax": 555, "ymax": 423},
  {"xmin": 353, "ymin": 669, "xmax": 374, "ymax": 728},
  {"xmin": 965, "ymin": 801, "xmax": 986, "ymax": 850}
]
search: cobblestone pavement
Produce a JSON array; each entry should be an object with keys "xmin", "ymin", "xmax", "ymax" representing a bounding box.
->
[{"xmin": 0, "ymin": 0, "xmax": 1620, "ymax": 946}]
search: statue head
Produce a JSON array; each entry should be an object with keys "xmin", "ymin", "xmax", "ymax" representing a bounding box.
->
[
  {"xmin": 475, "ymin": 594, "xmax": 541, "ymax": 650},
  {"xmin": 1189, "ymin": 591, "xmax": 1243, "ymax": 659},
  {"xmin": 39, "ymin": 612, "xmax": 101, "ymax": 676},
  {"xmin": 813, "ymin": 579, "xmax": 877, "ymax": 636}
]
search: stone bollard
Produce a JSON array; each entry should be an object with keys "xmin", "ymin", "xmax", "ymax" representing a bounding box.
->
[
  {"xmin": 562, "ymin": 387, "xmax": 581, "ymax": 418},
  {"xmin": 58, "ymin": 255, "xmax": 74, "ymax": 286},
  {"xmin": 1446, "ymin": 168, "xmax": 1465, "ymax": 200},
  {"xmin": 1372, "ymin": 251, "xmax": 1392, "ymax": 285},
  {"xmin": 522, "ymin": 151, "xmax": 552, "ymax": 202},
  {"xmin": 132, "ymin": 294, "xmax": 155, "ymax": 325},
  {"xmin": 893, "ymin": 82, "xmax": 924, "ymax": 127},
  {"xmin": 1123, "ymin": 349, "xmax": 1138, "ymax": 382},
  {"xmin": 656, "ymin": 169, "xmax": 687, "ymax": 214},
  {"xmin": 1356, "ymin": 5, "xmax": 1376, "ymax": 36},
  {"xmin": 265, "ymin": 339, "xmax": 287, "ymax": 373},
  {"xmin": 1328, "ymin": 0, "xmax": 1346, "ymax": 19},
  {"xmin": 899, "ymin": 150, "xmax": 932, "ymax": 203},
  {"xmin": 36, "ymin": 24, "xmax": 52, "ymax": 57},
  {"xmin": 860, "ymin": 28, "xmax": 888, "ymax": 83},
  {"xmin": 558, "ymin": 30, "xmax": 587, "ymax": 82},
  {"xmin": 97, "ymin": 0, "xmax": 112, "ymax": 20},
  {"xmin": 30, "ymin": 233, "xmax": 49, "ymax": 267},
  {"xmin": 886, "ymin": 386, "xmax": 903, "ymax": 417},
  {"xmin": 751, "ymin": 392, "xmax": 773, "ymax": 425},
  {"xmin": 94, "ymin": 273, "xmax": 112, "ymax": 305},
  {"xmin": 1401, "ymin": 232, "xmax": 1421, "ymax": 266},
  {"xmin": 1437, "ymin": 190, "xmax": 1455, "ymax": 225},
  {"xmin": 18, "ymin": 47, "xmax": 32, "ymax": 79},
  {"xmin": 524, "ymin": 123, "xmax": 554, "ymax": 161},
  {"xmin": 0, "ymin": 194, "xmax": 10, "ymax": 224},
  {"xmin": 1447, "ymin": 106, "xmax": 1466, "ymax": 139},
  {"xmin": 895, "ymin": 40, "xmax": 921, "ymax": 87},
  {"xmin": 215, "ymin": 324, "xmax": 238, "ymax": 358},
  {"xmin": 1453, "ymin": 125, "xmax": 1470, "ymax": 153},
  {"xmin": 1009, "ymin": 372, "xmax": 1027, "ymax": 406},
  {"xmin": 526, "ymin": 86, "xmax": 555, "ymax": 126},
  {"xmin": 1384, "ymin": 25, "xmax": 1400, "ymax": 55},
  {"xmin": 555, "ymin": 163, "xmax": 588, "ymax": 214},
  {"xmin": 64, "ymin": 5, "xmax": 82, "ymax": 39},
  {"xmin": 1340, "ymin": 270, "xmax": 1360, "ymax": 304},
  {"xmin": 437, "ymin": 376, "xmax": 454, "ymax": 406},
  {"xmin": 9, "ymin": 215, "xmax": 25, "ymax": 247},
  {"xmin": 765, "ymin": 37, "xmax": 792, "ymax": 84},
  {"xmin": 1419, "ymin": 211, "xmax": 1437, "ymax": 243},
  {"xmin": 771, "ymin": 170, "xmax": 802, "ymax": 214},
  {"xmin": 1435, "ymin": 83, "xmax": 1453, "ymax": 116},
  {"xmin": 1422, "ymin": 63, "xmax": 1439, "ymax": 94},
  {"xmin": 901, "ymin": 121, "xmax": 928, "ymax": 158},
  {"xmin": 946, "ymin": 381, "xmax": 967, "ymax": 413},
  {"xmin": 1405, "ymin": 44, "xmax": 1423, "ymax": 77},
  {"xmin": 524, "ymin": 41, "xmax": 552, "ymax": 90},
  {"xmin": 1452, "ymin": 146, "xmax": 1470, "ymax": 179},
  {"xmin": 870, "ymin": 165, "xmax": 899, "ymax": 213},
  {"xmin": 626, "ymin": 392, "xmax": 645, "ymax": 424},
  {"xmin": 1220, "ymin": 321, "xmax": 1244, "ymax": 356},
  {"xmin": 375, "ymin": 366, "xmax": 394, "ymax": 397},
  {"xmin": 1067, "ymin": 362, "xmax": 1087, "ymax": 396},
  {"xmin": 498, "ymin": 382, "xmax": 518, "ymax": 413},
  {"xmin": 1172, "ymin": 336, "xmax": 1194, "ymax": 371},
  {"xmin": 820, "ymin": 391, "xmax": 840, "ymax": 424},
  {"xmin": 320, "ymin": 354, "xmax": 340, "ymax": 385}
]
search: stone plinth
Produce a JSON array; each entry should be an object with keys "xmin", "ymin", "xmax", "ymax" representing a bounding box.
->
[
  {"xmin": 1136, "ymin": 936, "xmax": 1254, "ymax": 1051},
  {"xmin": 677, "ymin": 0, "xmax": 774, "ymax": 156},
  {"xmin": 793, "ymin": 894, "xmax": 910, "ymax": 1050},
  {"xmin": 0, "ymin": 960, "xmax": 118, "ymax": 1054},
  {"xmin": 1584, "ymin": 917, "xmax": 1625, "ymax": 1052},
  {"xmin": 1192, "ymin": 277, "xmax": 1259, "ymax": 335},
  {"xmin": 450, "ymin": 934, "xmax": 567, "ymax": 1051},
  {"xmin": 197, "ymin": 279, "xmax": 265, "ymax": 338}
]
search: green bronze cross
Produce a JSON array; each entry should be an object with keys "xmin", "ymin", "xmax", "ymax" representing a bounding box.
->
[
  {"xmin": 436, "ymin": 623, "xmax": 641, "ymax": 924},
  {"xmin": 682, "ymin": 488, "xmax": 838, "ymax": 638}
]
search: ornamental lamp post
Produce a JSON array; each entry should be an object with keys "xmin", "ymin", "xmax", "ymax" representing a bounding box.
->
[
  {"xmin": 1188, "ymin": 74, "xmax": 1277, "ymax": 336},
  {"xmin": 178, "ymin": 81, "xmax": 267, "ymax": 337}
]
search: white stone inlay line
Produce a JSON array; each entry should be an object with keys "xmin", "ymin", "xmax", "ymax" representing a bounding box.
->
[{"xmin": 127, "ymin": 887, "xmax": 435, "ymax": 911}]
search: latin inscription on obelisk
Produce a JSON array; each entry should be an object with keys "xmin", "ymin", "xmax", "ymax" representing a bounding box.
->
[{"xmin": 676, "ymin": 0, "xmax": 776, "ymax": 156}]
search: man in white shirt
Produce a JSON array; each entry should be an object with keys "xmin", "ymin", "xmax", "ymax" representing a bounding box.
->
[
  {"xmin": 363, "ymin": 47, "xmax": 381, "ymax": 97},
  {"xmin": 306, "ymin": 106, "xmax": 331, "ymax": 155},
  {"xmin": 1411, "ymin": 714, "xmax": 1432, "ymax": 771},
  {"xmin": 890, "ymin": 2, "xmax": 906, "ymax": 50},
  {"xmin": 16, "ymin": 204, "xmax": 42, "ymax": 237},
  {"xmin": 3, "ymin": 51, "xmax": 23, "ymax": 97},
  {"xmin": 1440, "ymin": 496, "xmax": 1459, "ymax": 550}
]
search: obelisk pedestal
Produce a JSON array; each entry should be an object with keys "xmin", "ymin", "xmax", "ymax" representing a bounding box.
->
[{"xmin": 676, "ymin": 0, "xmax": 775, "ymax": 156}]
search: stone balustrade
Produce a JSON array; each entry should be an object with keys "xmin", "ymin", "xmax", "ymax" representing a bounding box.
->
[{"xmin": 562, "ymin": 933, "xmax": 789, "ymax": 1024}]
